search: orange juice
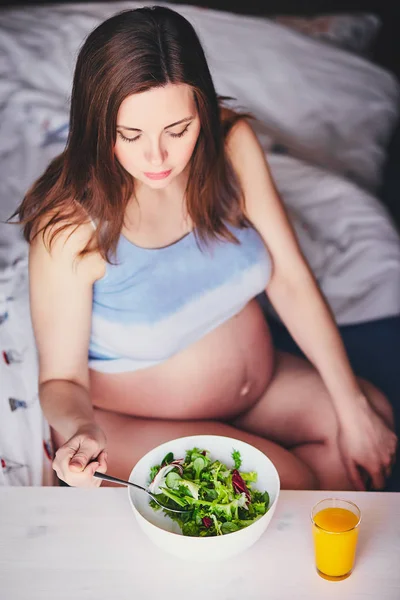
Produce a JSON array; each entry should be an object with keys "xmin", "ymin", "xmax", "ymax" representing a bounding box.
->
[{"xmin": 312, "ymin": 506, "xmax": 360, "ymax": 580}]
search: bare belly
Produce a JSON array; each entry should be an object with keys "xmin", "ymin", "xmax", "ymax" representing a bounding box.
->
[{"xmin": 89, "ymin": 299, "xmax": 275, "ymax": 420}]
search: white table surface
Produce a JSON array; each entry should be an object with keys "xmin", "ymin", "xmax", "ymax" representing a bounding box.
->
[{"xmin": 0, "ymin": 488, "xmax": 399, "ymax": 600}]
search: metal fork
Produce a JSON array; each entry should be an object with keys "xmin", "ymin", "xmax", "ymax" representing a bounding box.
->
[{"xmin": 93, "ymin": 471, "xmax": 191, "ymax": 513}]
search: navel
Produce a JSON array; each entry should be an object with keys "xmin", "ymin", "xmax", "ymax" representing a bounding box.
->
[{"xmin": 240, "ymin": 381, "xmax": 251, "ymax": 396}]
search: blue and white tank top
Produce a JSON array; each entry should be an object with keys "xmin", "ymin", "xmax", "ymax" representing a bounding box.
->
[{"xmin": 88, "ymin": 224, "xmax": 272, "ymax": 373}]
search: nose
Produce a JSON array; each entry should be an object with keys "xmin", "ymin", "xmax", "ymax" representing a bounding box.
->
[{"xmin": 145, "ymin": 138, "xmax": 167, "ymax": 167}]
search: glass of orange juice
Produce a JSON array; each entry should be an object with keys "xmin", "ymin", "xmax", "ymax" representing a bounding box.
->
[{"xmin": 311, "ymin": 498, "xmax": 361, "ymax": 581}]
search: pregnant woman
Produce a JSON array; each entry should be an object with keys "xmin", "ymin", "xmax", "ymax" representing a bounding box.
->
[{"xmin": 16, "ymin": 6, "xmax": 396, "ymax": 491}]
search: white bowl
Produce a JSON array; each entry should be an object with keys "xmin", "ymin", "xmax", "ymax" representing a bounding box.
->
[{"xmin": 128, "ymin": 434, "xmax": 280, "ymax": 561}]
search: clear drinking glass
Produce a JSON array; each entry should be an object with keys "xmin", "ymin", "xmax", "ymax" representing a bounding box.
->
[{"xmin": 311, "ymin": 498, "xmax": 361, "ymax": 581}]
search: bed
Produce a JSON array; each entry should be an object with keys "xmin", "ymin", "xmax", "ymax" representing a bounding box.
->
[{"xmin": 1, "ymin": 1, "xmax": 399, "ymax": 488}]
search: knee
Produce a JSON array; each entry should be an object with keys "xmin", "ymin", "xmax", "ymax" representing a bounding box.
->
[
  {"xmin": 359, "ymin": 378, "xmax": 395, "ymax": 430},
  {"xmin": 281, "ymin": 460, "xmax": 319, "ymax": 491}
]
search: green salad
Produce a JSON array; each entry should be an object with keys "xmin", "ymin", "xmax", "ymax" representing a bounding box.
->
[{"xmin": 147, "ymin": 447, "xmax": 270, "ymax": 537}]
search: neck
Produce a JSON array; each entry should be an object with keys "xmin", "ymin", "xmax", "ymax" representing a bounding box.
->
[{"xmin": 125, "ymin": 170, "xmax": 191, "ymax": 233}]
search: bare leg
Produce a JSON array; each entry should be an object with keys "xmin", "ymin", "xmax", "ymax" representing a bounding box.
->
[
  {"xmin": 233, "ymin": 352, "xmax": 395, "ymax": 490},
  {"xmin": 93, "ymin": 408, "xmax": 318, "ymax": 490}
]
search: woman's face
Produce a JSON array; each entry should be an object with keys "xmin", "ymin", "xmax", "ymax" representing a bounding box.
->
[{"xmin": 114, "ymin": 83, "xmax": 201, "ymax": 189}]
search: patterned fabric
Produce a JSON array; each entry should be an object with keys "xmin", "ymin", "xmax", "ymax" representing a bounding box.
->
[
  {"xmin": 89, "ymin": 224, "xmax": 272, "ymax": 373},
  {"xmin": 0, "ymin": 258, "xmax": 54, "ymax": 486}
]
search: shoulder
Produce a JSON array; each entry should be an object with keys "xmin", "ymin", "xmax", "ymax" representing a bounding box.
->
[
  {"xmin": 223, "ymin": 117, "xmax": 284, "ymax": 233},
  {"xmin": 30, "ymin": 210, "xmax": 105, "ymax": 282},
  {"xmin": 224, "ymin": 118, "xmax": 274, "ymax": 209},
  {"xmin": 225, "ymin": 117, "xmax": 263, "ymax": 166}
]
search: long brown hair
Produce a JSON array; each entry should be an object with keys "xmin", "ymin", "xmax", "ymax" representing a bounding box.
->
[{"xmin": 14, "ymin": 6, "xmax": 250, "ymax": 261}]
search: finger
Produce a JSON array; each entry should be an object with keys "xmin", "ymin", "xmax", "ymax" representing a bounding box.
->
[
  {"xmin": 69, "ymin": 447, "xmax": 95, "ymax": 471},
  {"xmin": 376, "ymin": 446, "xmax": 396, "ymax": 488},
  {"xmin": 66, "ymin": 465, "xmax": 100, "ymax": 488},
  {"xmin": 89, "ymin": 461, "xmax": 100, "ymax": 474},
  {"xmin": 69, "ymin": 439, "xmax": 102, "ymax": 471},
  {"xmin": 83, "ymin": 461, "xmax": 100, "ymax": 483},
  {"xmin": 54, "ymin": 445, "xmax": 77, "ymax": 468},
  {"xmin": 386, "ymin": 434, "xmax": 398, "ymax": 458},
  {"xmin": 52, "ymin": 460, "xmax": 62, "ymax": 482},
  {"xmin": 92, "ymin": 451, "xmax": 108, "ymax": 487},
  {"xmin": 69, "ymin": 452, "xmax": 90, "ymax": 472},
  {"xmin": 55, "ymin": 442, "xmax": 85, "ymax": 474},
  {"xmin": 346, "ymin": 461, "xmax": 366, "ymax": 492},
  {"xmin": 97, "ymin": 450, "xmax": 108, "ymax": 473},
  {"xmin": 52, "ymin": 453, "xmax": 67, "ymax": 480},
  {"xmin": 369, "ymin": 463, "xmax": 386, "ymax": 491},
  {"xmin": 379, "ymin": 467, "xmax": 387, "ymax": 490},
  {"xmin": 68, "ymin": 462, "xmax": 100, "ymax": 486},
  {"xmin": 391, "ymin": 439, "xmax": 398, "ymax": 462},
  {"xmin": 383, "ymin": 450, "xmax": 396, "ymax": 483}
]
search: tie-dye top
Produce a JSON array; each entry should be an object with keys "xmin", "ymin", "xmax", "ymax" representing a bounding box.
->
[{"xmin": 88, "ymin": 224, "xmax": 272, "ymax": 373}]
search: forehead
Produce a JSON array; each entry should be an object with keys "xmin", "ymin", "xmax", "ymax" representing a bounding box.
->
[{"xmin": 117, "ymin": 83, "xmax": 196, "ymax": 128}]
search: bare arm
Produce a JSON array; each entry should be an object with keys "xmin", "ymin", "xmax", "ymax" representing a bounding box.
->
[
  {"xmin": 29, "ymin": 220, "xmax": 107, "ymax": 484},
  {"xmin": 39, "ymin": 379, "xmax": 94, "ymax": 441},
  {"xmin": 227, "ymin": 121, "xmax": 359, "ymax": 413},
  {"xmin": 227, "ymin": 120, "xmax": 397, "ymax": 489}
]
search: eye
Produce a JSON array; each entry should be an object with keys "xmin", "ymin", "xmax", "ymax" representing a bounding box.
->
[
  {"xmin": 169, "ymin": 125, "xmax": 190, "ymax": 139},
  {"xmin": 117, "ymin": 131, "xmax": 141, "ymax": 143}
]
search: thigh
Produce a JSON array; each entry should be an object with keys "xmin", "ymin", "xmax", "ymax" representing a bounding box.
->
[
  {"xmin": 233, "ymin": 351, "xmax": 394, "ymax": 448},
  {"xmin": 93, "ymin": 408, "xmax": 318, "ymax": 489}
]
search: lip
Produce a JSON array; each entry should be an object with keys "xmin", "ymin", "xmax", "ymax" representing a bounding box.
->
[{"xmin": 144, "ymin": 169, "xmax": 172, "ymax": 181}]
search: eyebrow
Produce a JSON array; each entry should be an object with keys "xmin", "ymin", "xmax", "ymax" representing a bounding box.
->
[{"xmin": 117, "ymin": 116, "xmax": 194, "ymax": 132}]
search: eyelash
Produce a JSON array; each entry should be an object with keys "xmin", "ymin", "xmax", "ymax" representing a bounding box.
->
[{"xmin": 118, "ymin": 125, "xmax": 190, "ymax": 144}]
